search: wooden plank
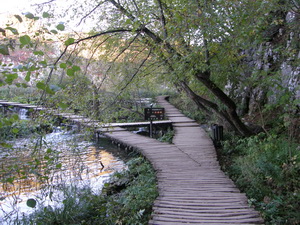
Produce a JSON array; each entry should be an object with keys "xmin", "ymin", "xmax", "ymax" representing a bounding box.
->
[{"xmin": 0, "ymin": 99, "xmax": 264, "ymax": 224}]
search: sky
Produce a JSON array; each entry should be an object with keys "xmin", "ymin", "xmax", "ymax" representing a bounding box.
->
[
  {"xmin": 0, "ymin": 0, "xmax": 99, "ymax": 32},
  {"xmin": 0, "ymin": 0, "xmax": 38, "ymax": 14},
  {"xmin": 0, "ymin": 0, "xmax": 43, "ymax": 26}
]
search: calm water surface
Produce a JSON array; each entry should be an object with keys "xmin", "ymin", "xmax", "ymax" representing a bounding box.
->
[{"xmin": 0, "ymin": 128, "xmax": 127, "ymax": 224}]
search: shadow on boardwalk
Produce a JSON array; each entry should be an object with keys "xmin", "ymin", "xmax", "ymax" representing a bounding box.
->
[{"xmin": 103, "ymin": 96, "xmax": 264, "ymax": 225}]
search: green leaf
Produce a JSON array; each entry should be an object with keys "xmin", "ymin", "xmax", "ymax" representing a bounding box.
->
[
  {"xmin": 56, "ymin": 163, "xmax": 62, "ymax": 169},
  {"xmin": 25, "ymin": 12, "xmax": 35, "ymax": 19},
  {"xmin": 0, "ymin": 45, "xmax": 9, "ymax": 55},
  {"xmin": 12, "ymin": 114, "xmax": 19, "ymax": 121},
  {"xmin": 20, "ymin": 35, "xmax": 31, "ymax": 45},
  {"xmin": 22, "ymin": 83, "xmax": 28, "ymax": 88},
  {"xmin": 42, "ymin": 12, "xmax": 51, "ymax": 18},
  {"xmin": 0, "ymin": 142, "xmax": 13, "ymax": 148},
  {"xmin": 39, "ymin": 60, "xmax": 47, "ymax": 66},
  {"xmin": 36, "ymin": 82, "xmax": 46, "ymax": 90},
  {"xmin": 25, "ymin": 71, "xmax": 31, "ymax": 82},
  {"xmin": 72, "ymin": 65, "xmax": 81, "ymax": 72},
  {"xmin": 5, "ymin": 73, "xmax": 18, "ymax": 84},
  {"xmin": 6, "ymin": 177, "xmax": 15, "ymax": 184},
  {"xmin": 46, "ymin": 86, "xmax": 55, "ymax": 95},
  {"xmin": 56, "ymin": 23, "xmax": 65, "ymax": 31},
  {"xmin": 66, "ymin": 68, "xmax": 74, "ymax": 76},
  {"xmin": 59, "ymin": 102, "xmax": 68, "ymax": 109},
  {"xmin": 33, "ymin": 51, "xmax": 44, "ymax": 56},
  {"xmin": 50, "ymin": 29, "xmax": 58, "ymax": 34},
  {"xmin": 6, "ymin": 27, "xmax": 19, "ymax": 35},
  {"xmin": 59, "ymin": 63, "xmax": 67, "ymax": 69},
  {"xmin": 65, "ymin": 38, "xmax": 75, "ymax": 46},
  {"xmin": 14, "ymin": 15, "xmax": 23, "ymax": 23},
  {"xmin": 0, "ymin": 28, "xmax": 6, "ymax": 36},
  {"xmin": 26, "ymin": 198, "xmax": 37, "ymax": 208},
  {"xmin": 12, "ymin": 128, "xmax": 19, "ymax": 134}
]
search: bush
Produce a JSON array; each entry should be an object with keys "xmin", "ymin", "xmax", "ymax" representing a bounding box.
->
[
  {"xmin": 221, "ymin": 133, "xmax": 300, "ymax": 224},
  {"xmin": 0, "ymin": 113, "xmax": 53, "ymax": 142},
  {"xmin": 20, "ymin": 157, "xmax": 158, "ymax": 225}
]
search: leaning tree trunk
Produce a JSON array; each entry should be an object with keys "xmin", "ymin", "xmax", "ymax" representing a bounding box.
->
[
  {"xmin": 178, "ymin": 81, "xmax": 241, "ymax": 134},
  {"xmin": 195, "ymin": 74, "xmax": 253, "ymax": 136}
]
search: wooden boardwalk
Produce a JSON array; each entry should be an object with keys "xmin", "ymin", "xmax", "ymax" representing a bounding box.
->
[
  {"xmin": 102, "ymin": 96, "xmax": 264, "ymax": 224},
  {"xmin": 1, "ymin": 98, "xmax": 264, "ymax": 224},
  {"xmin": 0, "ymin": 100, "xmax": 171, "ymax": 128}
]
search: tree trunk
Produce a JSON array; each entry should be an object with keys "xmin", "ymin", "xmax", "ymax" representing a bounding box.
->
[
  {"xmin": 195, "ymin": 74, "xmax": 253, "ymax": 136},
  {"xmin": 178, "ymin": 81, "xmax": 240, "ymax": 133}
]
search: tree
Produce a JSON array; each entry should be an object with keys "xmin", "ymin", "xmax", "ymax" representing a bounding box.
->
[{"xmin": 1, "ymin": 0, "xmax": 298, "ymax": 136}]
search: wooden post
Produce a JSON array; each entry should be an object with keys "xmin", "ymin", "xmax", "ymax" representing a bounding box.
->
[{"xmin": 150, "ymin": 119, "xmax": 153, "ymax": 138}]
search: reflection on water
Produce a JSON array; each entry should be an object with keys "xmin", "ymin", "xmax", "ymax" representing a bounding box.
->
[{"xmin": 0, "ymin": 129, "xmax": 127, "ymax": 224}]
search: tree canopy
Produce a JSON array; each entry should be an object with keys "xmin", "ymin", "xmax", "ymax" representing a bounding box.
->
[{"xmin": 0, "ymin": 0, "xmax": 299, "ymax": 136}]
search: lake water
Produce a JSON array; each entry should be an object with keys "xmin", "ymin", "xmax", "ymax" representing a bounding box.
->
[{"xmin": 0, "ymin": 127, "xmax": 128, "ymax": 224}]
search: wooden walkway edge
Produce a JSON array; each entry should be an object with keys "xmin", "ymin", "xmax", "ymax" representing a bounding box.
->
[
  {"xmin": 1, "ymin": 98, "xmax": 264, "ymax": 224},
  {"xmin": 102, "ymin": 96, "xmax": 264, "ymax": 224}
]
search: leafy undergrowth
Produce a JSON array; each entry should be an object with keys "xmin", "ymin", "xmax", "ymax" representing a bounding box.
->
[
  {"xmin": 220, "ymin": 133, "xmax": 300, "ymax": 225},
  {"xmin": 20, "ymin": 157, "xmax": 158, "ymax": 225},
  {"xmin": 0, "ymin": 113, "xmax": 53, "ymax": 142},
  {"xmin": 157, "ymin": 127, "xmax": 174, "ymax": 143}
]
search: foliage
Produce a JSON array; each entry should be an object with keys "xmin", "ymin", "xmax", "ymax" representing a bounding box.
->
[
  {"xmin": 1, "ymin": 0, "xmax": 298, "ymax": 136},
  {"xmin": 157, "ymin": 127, "xmax": 175, "ymax": 143},
  {"xmin": 0, "ymin": 86, "xmax": 40, "ymax": 104},
  {"xmin": 220, "ymin": 133, "xmax": 300, "ymax": 224},
  {"xmin": 169, "ymin": 94, "xmax": 209, "ymax": 123},
  {"xmin": 21, "ymin": 157, "xmax": 158, "ymax": 225},
  {"xmin": 0, "ymin": 113, "xmax": 53, "ymax": 142}
]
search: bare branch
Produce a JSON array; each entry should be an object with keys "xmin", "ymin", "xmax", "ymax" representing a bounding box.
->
[
  {"xmin": 73, "ymin": 28, "xmax": 133, "ymax": 44},
  {"xmin": 131, "ymin": 0, "xmax": 140, "ymax": 15},
  {"xmin": 39, "ymin": 29, "xmax": 133, "ymax": 103},
  {"xmin": 99, "ymin": 49, "xmax": 152, "ymax": 114},
  {"xmin": 39, "ymin": 45, "xmax": 68, "ymax": 103},
  {"xmin": 83, "ymin": 35, "xmax": 116, "ymax": 76},
  {"xmin": 156, "ymin": 0, "xmax": 168, "ymax": 38},
  {"xmin": 98, "ymin": 32, "xmax": 141, "ymax": 90},
  {"xmin": 77, "ymin": 1, "xmax": 105, "ymax": 26},
  {"xmin": 32, "ymin": 0, "xmax": 56, "ymax": 6},
  {"xmin": 108, "ymin": 0, "xmax": 177, "ymax": 55},
  {"xmin": 118, "ymin": 48, "xmax": 152, "ymax": 94}
]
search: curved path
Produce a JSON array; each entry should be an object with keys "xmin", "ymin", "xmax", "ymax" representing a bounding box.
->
[
  {"xmin": 0, "ymin": 98, "xmax": 264, "ymax": 224},
  {"xmin": 103, "ymin": 96, "xmax": 264, "ymax": 224}
]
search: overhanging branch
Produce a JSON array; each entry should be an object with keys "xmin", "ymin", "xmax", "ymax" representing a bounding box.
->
[{"xmin": 39, "ymin": 29, "xmax": 134, "ymax": 102}]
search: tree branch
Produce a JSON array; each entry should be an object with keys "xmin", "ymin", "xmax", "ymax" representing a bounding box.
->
[
  {"xmin": 83, "ymin": 35, "xmax": 115, "ymax": 76},
  {"xmin": 39, "ymin": 29, "xmax": 133, "ymax": 103},
  {"xmin": 98, "ymin": 32, "xmax": 141, "ymax": 90},
  {"xmin": 73, "ymin": 29, "xmax": 133, "ymax": 44},
  {"xmin": 32, "ymin": 0, "xmax": 56, "ymax": 6},
  {"xmin": 98, "ymin": 49, "xmax": 152, "ymax": 115},
  {"xmin": 77, "ymin": 1, "xmax": 105, "ymax": 26},
  {"xmin": 156, "ymin": 0, "xmax": 168, "ymax": 39}
]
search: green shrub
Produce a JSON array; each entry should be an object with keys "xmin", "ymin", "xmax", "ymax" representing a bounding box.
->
[
  {"xmin": 20, "ymin": 157, "xmax": 158, "ymax": 225},
  {"xmin": 0, "ymin": 113, "xmax": 53, "ymax": 142},
  {"xmin": 169, "ymin": 94, "xmax": 207, "ymax": 123},
  {"xmin": 158, "ymin": 128, "xmax": 174, "ymax": 143},
  {"xmin": 221, "ymin": 133, "xmax": 300, "ymax": 224}
]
